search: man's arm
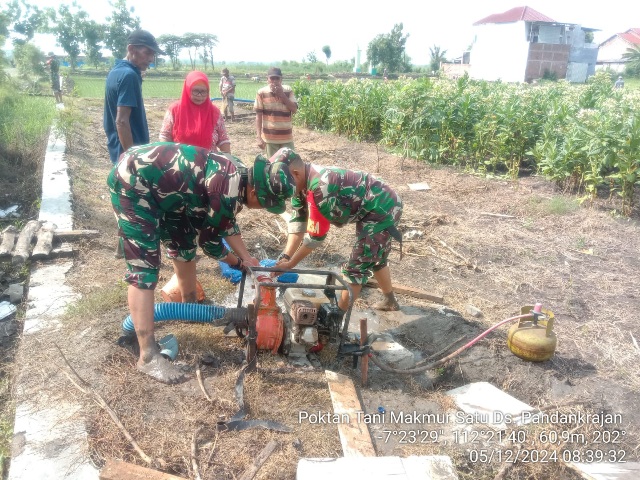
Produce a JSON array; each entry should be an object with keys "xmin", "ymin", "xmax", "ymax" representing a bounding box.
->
[
  {"xmin": 255, "ymin": 111, "xmax": 265, "ymax": 149},
  {"xmin": 275, "ymin": 90, "xmax": 298, "ymax": 114},
  {"xmin": 115, "ymin": 106, "xmax": 134, "ymax": 153}
]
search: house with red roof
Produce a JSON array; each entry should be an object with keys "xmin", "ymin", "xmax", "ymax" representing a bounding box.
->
[
  {"xmin": 597, "ymin": 29, "xmax": 640, "ymax": 72},
  {"xmin": 469, "ymin": 6, "xmax": 598, "ymax": 83}
]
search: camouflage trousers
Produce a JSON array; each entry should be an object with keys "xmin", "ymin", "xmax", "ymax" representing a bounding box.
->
[
  {"xmin": 341, "ymin": 203, "xmax": 403, "ymax": 285},
  {"xmin": 109, "ymin": 175, "xmax": 199, "ymax": 289}
]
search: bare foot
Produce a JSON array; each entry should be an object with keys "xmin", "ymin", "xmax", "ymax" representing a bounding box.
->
[
  {"xmin": 137, "ymin": 353, "xmax": 187, "ymax": 384},
  {"xmin": 373, "ymin": 293, "xmax": 400, "ymax": 311}
]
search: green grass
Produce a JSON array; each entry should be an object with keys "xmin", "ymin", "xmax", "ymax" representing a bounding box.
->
[
  {"xmin": 72, "ymin": 76, "xmax": 263, "ymax": 100},
  {"xmin": 64, "ymin": 282, "xmax": 128, "ymax": 321},
  {"xmin": 0, "ymin": 86, "xmax": 56, "ymax": 160}
]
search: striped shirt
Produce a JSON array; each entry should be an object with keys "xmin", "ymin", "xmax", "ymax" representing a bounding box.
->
[{"xmin": 254, "ymin": 85, "xmax": 297, "ymax": 143}]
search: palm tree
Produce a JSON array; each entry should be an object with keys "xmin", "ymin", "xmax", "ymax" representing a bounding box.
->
[{"xmin": 622, "ymin": 45, "xmax": 640, "ymax": 76}]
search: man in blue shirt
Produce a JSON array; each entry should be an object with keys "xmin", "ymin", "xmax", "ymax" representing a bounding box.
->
[{"xmin": 104, "ymin": 29, "xmax": 165, "ymax": 164}]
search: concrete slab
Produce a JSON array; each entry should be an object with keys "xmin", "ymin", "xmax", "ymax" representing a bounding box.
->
[
  {"xmin": 370, "ymin": 334, "xmax": 415, "ymax": 369},
  {"xmin": 569, "ymin": 462, "xmax": 640, "ymax": 479},
  {"xmin": 9, "ymin": 129, "xmax": 98, "ymax": 480},
  {"xmin": 447, "ymin": 381, "xmax": 536, "ymax": 429},
  {"xmin": 297, "ymin": 455, "xmax": 458, "ymax": 479},
  {"xmin": 9, "ymin": 401, "xmax": 98, "ymax": 480},
  {"xmin": 38, "ymin": 133, "xmax": 72, "ymax": 230}
]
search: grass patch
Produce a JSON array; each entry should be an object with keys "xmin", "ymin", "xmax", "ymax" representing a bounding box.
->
[
  {"xmin": 0, "ymin": 85, "xmax": 56, "ymax": 164},
  {"xmin": 526, "ymin": 195, "xmax": 580, "ymax": 217},
  {"xmin": 71, "ymin": 76, "xmax": 263, "ymax": 101},
  {"xmin": 64, "ymin": 282, "xmax": 128, "ymax": 321}
]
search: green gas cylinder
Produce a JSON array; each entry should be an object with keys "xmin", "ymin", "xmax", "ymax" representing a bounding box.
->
[{"xmin": 507, "ymin": 305, "xmax": 556, "ymax": 362}]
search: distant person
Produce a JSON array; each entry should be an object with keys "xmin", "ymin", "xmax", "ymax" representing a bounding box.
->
[
  {"xmin": 255, "ymin": 67, "xmax": 298, "ymax": 157},
  {"xmin": 104, "ymin": 29, "xmax": 165, "ymax": 164},
  {"xmin": 614, "ymin": 75, "xmax": 625, "ymax": 89},
  {"xmin": 219, "ymin": 68, "xmax": 236, "ymax": 122},
  {"xmin": 46, "ymin": 53, "xmax": 63, "ymax": 104},
  {"xmin": 159, "ymin": 71, "xmax": 231, "ymax": 154},
  {"xmin": 108, "ymin": 142, "xmax": 295, "ymax": 383}
]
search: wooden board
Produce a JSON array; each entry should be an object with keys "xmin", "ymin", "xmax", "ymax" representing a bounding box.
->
[
  {"xmin": 0, "ymin": 225, "xmax": 17, "ymax": 257},
  {"xmin": 32, "ymin": 223, "xmax": 56, "ymax": 259},
  {"xmin": 100, "ymin": 459, "xmax": 187, "ymax": 480},
  {"xmin": 325, "ymin": 370, "xmax": 376, "ymax": 458},
  {"xmin": 12, "ymin": 220, "xmax": 41, "ymax": 265},
  {"xmin": 53, "ymin": 229, "xmax": 101, "ymax": 241},
  {"xmin": 365, "ymin": 279, "xmax": 444, "ymax": 304}
]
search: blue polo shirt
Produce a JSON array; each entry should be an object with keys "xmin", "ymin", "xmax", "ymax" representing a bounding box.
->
[{"xmin": 103, "ymin": 60, "xmax": 149, "ymax": 163}]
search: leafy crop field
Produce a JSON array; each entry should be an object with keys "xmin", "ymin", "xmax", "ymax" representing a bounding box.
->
[{"xmin": 293, "ymin": 72, "xmax": 640, "ymax": 215}]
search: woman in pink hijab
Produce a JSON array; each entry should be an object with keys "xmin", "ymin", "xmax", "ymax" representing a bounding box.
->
[{"xmin": 159, "ymin": 71, "xmax": 231, "ymax": 153}]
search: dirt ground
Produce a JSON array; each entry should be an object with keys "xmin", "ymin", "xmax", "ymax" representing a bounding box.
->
[{"xmin": 6, "ymin": 95, "xmax": 640, "ymax": 479}]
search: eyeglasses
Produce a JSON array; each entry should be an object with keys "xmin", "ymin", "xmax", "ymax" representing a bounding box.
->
[
  {"xmin": 192, "ymin": 90, "xmax": 209, "ymax": 97},
  {"xmin": 268, "ymin": 76, "xmax": 281, "ymax": 80}
]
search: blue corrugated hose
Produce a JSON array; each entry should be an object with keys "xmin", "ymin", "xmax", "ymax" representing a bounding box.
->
[{"xmin": 121, "ymin": 302, "xmax": 227, "ymax": 335}]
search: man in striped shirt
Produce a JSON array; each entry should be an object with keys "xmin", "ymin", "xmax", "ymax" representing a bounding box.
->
[{"xmin": 255, "ymin": 67, "xmax": 298, "ymax": 157}]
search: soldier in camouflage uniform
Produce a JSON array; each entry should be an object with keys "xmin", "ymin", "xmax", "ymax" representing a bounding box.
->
[
  {"xmin": 108, "ymin": 142, "xmax": 294, "ymax": 383},
  {"xmin": 271, "ymin": 148, "xmax": 402, "ymax": 312}
]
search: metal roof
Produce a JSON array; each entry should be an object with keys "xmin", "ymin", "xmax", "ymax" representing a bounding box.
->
[{"xmin": 473, "ymin": 6, "xmax": 556, "ymax": 26}]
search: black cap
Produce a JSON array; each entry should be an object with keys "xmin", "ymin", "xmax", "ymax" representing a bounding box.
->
[
  {"xmin": 127, "ymin": 29, "xmax": 165, "ymax": 55},
  {"xmin": 267, "ymin": 67, "xmax": 282, "ymax": 78}
]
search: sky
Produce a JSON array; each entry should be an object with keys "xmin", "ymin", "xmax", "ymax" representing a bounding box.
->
[{"xmin": 8, "ymin": 0, "xmax": 640, "ymax": 66}]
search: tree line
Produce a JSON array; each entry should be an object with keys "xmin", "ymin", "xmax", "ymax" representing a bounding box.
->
[
  {"xmin": 0, "ymin": 0, "xmax": 220, "ymax": 71},
  {"xmin": 1, "ymin": 1, "xmax": 451, "ymax": 77}
]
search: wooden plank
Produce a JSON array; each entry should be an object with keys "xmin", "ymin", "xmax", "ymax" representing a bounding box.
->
[
  {"xmin": 12, "ymin": 220, "xmax": 41, "ymax": 264},
  {"xmin": 50, "ymin": 242, "xmax": 76, "ymax": 259},
  {"xmin": 0, "ymin": 225, "xmax": 18, "ymax": 257},
  {"xmin": 53, "ymin": 229, "xmax": 100, "ymax": 241},
  {"xmin": 99, "ymin": 459, "xmax": 187, "ymax": 480},
  {"xmin": 325, "ymin": 370, "xmax": 376, "ymax": 458},
  {"xmin": 32, "ymin": 223, "xmax": 57, "ymax": 259},
  {"xmin": 365, "ymin": 279, "xmax": 444, "ymax": 304},
  {"xmin": 238, "ymin": 440, "xmax": 279, "ymax": 480}
]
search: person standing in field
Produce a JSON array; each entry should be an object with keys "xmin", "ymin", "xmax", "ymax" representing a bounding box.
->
[
  {"xmin": 219, "ymin": 68, "xmax": 236, "ymax": 122},
  {"xmin": 103, "ymin": 29, "xmax": 164, "ymax": 164},
  {"xmin": 159, "ymin": 70, "xmax": 231, "ymax": 154},
  {"xmin": 271, "ymin": 148, "xmax": 403, "ymax": 312},
  {"xmin": 108, "ymin": 142, "xmax": 295, "ymax": 383},
  {"xmin": 255, "ymin": 67, "xmax": 298, "ymax": 157},
  {"xmin": 614, "ymin": 76, "xmax": 625, "ymax": 89},
  {"xmin": 46, "ymin": 53, "xmax": 63, "ymax": 104}
]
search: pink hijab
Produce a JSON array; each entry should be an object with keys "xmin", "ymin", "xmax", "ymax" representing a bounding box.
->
[{"xmin": 169, "ymin": 71, "xmax": 220, "ymax": 149}]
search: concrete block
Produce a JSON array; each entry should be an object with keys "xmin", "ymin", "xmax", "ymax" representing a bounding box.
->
[
  {"xmin": 371, "ymin": 334, "xmax": 415, "ymax": 370},
  {"xmin": 297, "ymin": 455, "xmax": 458, "ymax": 479},
  {"xmin": 4, "ymin": 283, "xmax": 24, "ymax": 304}
]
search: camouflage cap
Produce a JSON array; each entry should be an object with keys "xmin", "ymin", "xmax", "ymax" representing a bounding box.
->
[
  {"xmin": 250, "ymin": 154, "xmax": 295, "ymax": 214},
  {"xmin": 268, "ymin": 147, "xmax": 302, "ymax": 167}
]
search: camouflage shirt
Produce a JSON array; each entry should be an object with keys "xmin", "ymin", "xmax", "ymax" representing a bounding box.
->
[
  {"xmin": 289, "ymin": 164, "xmax": 402, "ymax": 249},
  {"xmin": 108, "ymin": 142, "xmax": 245, "ymax": 259}
]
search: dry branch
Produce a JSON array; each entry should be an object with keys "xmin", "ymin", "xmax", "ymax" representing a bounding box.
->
[
  {"xmin": 480, "ymin": 212, "xmax": 516, "ymax": 219},
  {"xmin": 238, "ymin": 440, "xmax": 278, "ymax": 480},
  {"xmin": 196, "ymin": 362, "xmax": 213, "ymax": 402},
  {"xmin": 191, "ymin": 427, "xmax": 203, "ymax": 480}
]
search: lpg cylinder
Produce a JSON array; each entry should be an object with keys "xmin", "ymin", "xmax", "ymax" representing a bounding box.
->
[{"xmin": 507, "ymin": 305, "xmax": 556, "ymax": 362}]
